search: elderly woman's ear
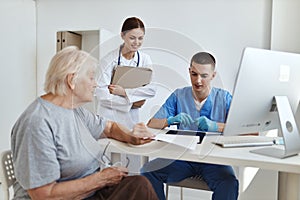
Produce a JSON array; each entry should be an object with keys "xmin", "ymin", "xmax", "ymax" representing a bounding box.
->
[{"xmin": 67, "ymin": 73, "xmax": 76, "ymax": 90}]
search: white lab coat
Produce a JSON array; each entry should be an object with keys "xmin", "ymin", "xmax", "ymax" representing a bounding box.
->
[{"xmin": 95, "ymin": 47, "xmax": 157, "ymax": 129}]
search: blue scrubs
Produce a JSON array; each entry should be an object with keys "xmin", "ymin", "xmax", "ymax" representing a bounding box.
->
[{"xmin": 141, "ymin": 87, "xmax": 239, "ymax": 200}]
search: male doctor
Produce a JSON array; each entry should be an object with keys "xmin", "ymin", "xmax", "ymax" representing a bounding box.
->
[{"xmin": 141, "ymin": 52, "xmax": 239, "ymax": 200}]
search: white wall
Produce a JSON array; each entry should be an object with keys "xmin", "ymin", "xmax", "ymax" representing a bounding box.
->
[
  {"xmin": 35, "ymin": 0, "xmax": 272, "ymax": 95},
  {"xmin": 271, "ymin": 1, "xmax": 300, "ymax": 199},
  {"xmin": 271, "ymin": 0, "xmax": 300, "ymax": 53},
  {"xmin": 0, "ymin": 0, "xmax": 36, "ymax": 152}
]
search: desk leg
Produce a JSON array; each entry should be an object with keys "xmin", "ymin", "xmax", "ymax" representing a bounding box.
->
[
  {"xmin": 141, "ymin": 156, "xmax": 149, "ymax": 165},
  {"xmin": 111, "ymin": 152, "xmax": 121, "ymax": 164},
  {"xmin": 110, "ymin": 153, "xmax": 149, "ymax": 172},
  {"xmin": 278, "ymin": 172, "xmax": 300, "ymax": 200}
]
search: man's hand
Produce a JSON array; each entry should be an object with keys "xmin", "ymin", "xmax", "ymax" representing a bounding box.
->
[
  {"xmin": 132, "ymin": 100, "xmax": 146, "ymax": 108},
  {"xmin": 195, "ymin": 116, "xmax": 218, "ymax": 132},
  {"xmin": 167, "ymin": 113, "xmax": 193, "ymax": 126}
]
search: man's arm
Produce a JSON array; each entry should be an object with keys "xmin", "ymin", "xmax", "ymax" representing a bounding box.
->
[{"xmin": 147, "ymin": 113, "xmax": 194, "ymax": 129}]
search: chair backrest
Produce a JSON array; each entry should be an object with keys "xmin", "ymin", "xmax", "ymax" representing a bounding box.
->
[
  {"xmin": 168, "ymin": 175, "xmax": 210, "ymax": 190},
  {"xmin": 0, "ymin": 150, "xmax": 16, "ymax": 200},
  {"xmin": 166, "ymin": 175, "xmax": 211, "ymax": 200}
]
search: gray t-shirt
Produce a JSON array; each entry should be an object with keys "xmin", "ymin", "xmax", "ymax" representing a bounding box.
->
[{"xmin": 11, "ymin": 97, "xmax": 107, "ymax": 199}]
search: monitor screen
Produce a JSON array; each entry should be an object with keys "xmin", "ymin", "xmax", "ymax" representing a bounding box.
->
[{"xmin": 224, "ymin": 47, "xmax": 300, "ymax": 136}]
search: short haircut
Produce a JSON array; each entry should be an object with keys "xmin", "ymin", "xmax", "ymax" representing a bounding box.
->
[
  {"xmin": 121, "ymin": 17, "xmax": 145, "ymax": 33},
  {"xmin": 190, "ymin": 52, "xmax": 216, "ymax": 70},
  {"xmin": 44, "ymin": 46, "xmax": 97, "ymax": 96}
]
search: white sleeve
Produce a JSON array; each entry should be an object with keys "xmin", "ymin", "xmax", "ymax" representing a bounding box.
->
[
  {"xmin": 95, "ymin": 87, "xmax": 132, "ymax": 112},
  {"xmin": 96, "ymin": 50, "xmax": 133, "ymax": 113}
]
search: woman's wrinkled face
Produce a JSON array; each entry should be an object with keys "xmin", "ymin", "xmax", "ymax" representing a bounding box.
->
[
  {"xmin": 73, "ymin": 68, "xmax": 97, "ymax": 104},
  {"xmin": 121, "ymin": 28, "xmax": 145, "ymax": 52}
]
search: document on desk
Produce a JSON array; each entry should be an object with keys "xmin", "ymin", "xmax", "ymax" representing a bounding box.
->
[{"xmin": 154, "ymin": 134, "xmax": 198, "ymax": 150}]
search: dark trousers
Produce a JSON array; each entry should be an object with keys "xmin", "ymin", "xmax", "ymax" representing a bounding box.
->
[{"xmin": 141, "ymin": 158, "xmax": 239, "ymax": 200}]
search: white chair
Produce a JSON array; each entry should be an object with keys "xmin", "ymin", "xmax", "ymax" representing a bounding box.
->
[
  {"xmin": 0, "ymin": 150, "xmax": 16, "ymax": 200},
  {"xmin": 166, "ymin": 175, "xmax": 211, "ymax": 200}
]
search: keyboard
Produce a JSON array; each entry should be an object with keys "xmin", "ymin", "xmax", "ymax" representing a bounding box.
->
[{"xmin": 212, "ymin": 136, "xmax": 276, "ymax": 148}]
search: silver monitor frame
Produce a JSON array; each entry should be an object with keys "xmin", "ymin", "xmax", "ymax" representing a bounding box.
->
[
  {"xmin": 223, "ymin": 47, "xmax": 300, "ymax": 158},
  {"xmin": 250, "ymin": 97, "xmax": 300, "ymax": 158}
]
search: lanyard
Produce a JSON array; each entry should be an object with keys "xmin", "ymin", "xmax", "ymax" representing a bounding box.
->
[{"xmin": 117, "ymin": 45, "xmax": 140, "ymax": 67}]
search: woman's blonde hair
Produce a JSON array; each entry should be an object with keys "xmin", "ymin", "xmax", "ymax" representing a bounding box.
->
[{"xmin": 44, "ymin": 46, "xmax": 98, "ymax": 96}]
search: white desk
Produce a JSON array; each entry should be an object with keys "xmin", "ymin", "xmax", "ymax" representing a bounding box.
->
[{"xmin": 98, "ymin": 131, "xmax": 300, "ymax": 200}]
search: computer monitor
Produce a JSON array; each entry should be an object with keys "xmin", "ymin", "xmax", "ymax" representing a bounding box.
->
[{"xmin": 223, "ymin": 47, "xmax": 300, "ymax": 158}]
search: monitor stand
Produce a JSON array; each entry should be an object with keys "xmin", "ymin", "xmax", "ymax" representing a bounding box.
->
[{"xmin": 250, "ymin": 96, "xmax": 300, "ymax": 159}]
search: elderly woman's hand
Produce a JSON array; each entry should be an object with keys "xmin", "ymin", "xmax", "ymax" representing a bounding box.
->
[
  {"xmin": 104, "ymin": 122, "xmax": 155, "ymax": 145},
  {"xmin": 131, "ymin": 123, "xmax": 154, "ymax": 138},
  {"xmin": 98, "ymin": 166, "xmax": 128, "ymax": 187},
  {"xmin": 129, "ymin": 123, "xmax": 154, "ymax": 145}
]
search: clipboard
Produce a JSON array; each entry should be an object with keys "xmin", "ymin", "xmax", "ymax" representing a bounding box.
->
[{"xmin": 111, "ymin": 66, "xmax": 152, "ymax": 88}]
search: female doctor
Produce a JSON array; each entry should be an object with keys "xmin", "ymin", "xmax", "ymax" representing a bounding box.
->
[{"xmin": 96, "ymin": 17, "xmax": 156, "ymax": 129}]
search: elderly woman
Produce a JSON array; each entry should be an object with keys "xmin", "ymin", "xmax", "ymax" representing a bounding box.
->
[{"xmin": 11, "ymin": 46, "xmax": 158, "ymax": 200}]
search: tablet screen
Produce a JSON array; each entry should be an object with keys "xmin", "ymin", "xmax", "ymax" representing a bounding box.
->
[{"xmin": 166, "ymin": 130, "xmax": 206, "ymax": 144}]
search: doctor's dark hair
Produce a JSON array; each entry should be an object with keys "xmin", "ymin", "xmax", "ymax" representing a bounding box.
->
[
  {"xmin": 121, "ymin": 17, "xmax": 145, "ymax": 33},
  {"xmin": 190, "ymin": 52, "xmax": 216, "ymax": 70}
]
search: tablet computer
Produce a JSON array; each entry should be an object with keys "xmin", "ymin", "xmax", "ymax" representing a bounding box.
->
[
  {"xmin": 166, "ymin": 130, "xmax": 206, "ymax": 144},
  {"xmin": 111, "ymin": 66, "xmax": 152, "ymax": 88}
]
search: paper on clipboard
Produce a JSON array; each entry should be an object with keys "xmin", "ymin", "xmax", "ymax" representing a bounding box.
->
[{"xmin": 111, "ymin": 66, "xmax": 152, "ymax": 88}]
